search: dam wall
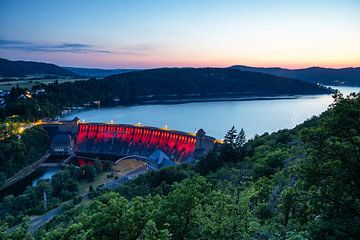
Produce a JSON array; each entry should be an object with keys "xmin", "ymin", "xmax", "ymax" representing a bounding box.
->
[
  {"xmin": 75, "ymin": 123, "xmax": 201, "ymax": 162},
  {"xmin": 43, "ymin": 118, "xmax": 219, "ymax": 163}
]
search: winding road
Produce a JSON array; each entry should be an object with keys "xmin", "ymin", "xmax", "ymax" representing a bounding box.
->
[{"xmin": 9, "ymin": 166, "xmax": 147, "ymax": 233}]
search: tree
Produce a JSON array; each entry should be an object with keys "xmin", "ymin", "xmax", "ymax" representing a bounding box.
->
[
  {"xmin": 51, "ymin": 169, "xmax": 78, "ymax": 200},
  {"xmin": 223, "ymin": 126, "xmax": 237, "ymax": 148},
  {"xmin": 219, "ymin": 126, "xmax": 240, "ymax": 163},
  {"xmin": 93, "ymin": 158, "xmax": 103, "ymax": 174},
  {"xmin": 295, "ymin": 92, "xmax": 360, "ymax": 238},
  {"xmin": 195, "ymin": 150, "xmax": 222, "ymax": 175},
  {"xmin": 158, "ymin": 176, "xmax": 210, "ymax": 239},
  {"xmin": 235, "ymin": 128, "xmax": 246, "ymax": 160},
  {"xmin": 142, "ymin": 220, "xmax": 171, "ymax": 240},
  {"xmin": 235, "ymin": 128, "xmax": 246, "ymax": 149},
  {"xmin": 8, "ymin": 226, "xmax": 34, "ymax": 240},
  {"xmin": 81, "ymin": 165, "xmax": 96, "ymax": 182}
]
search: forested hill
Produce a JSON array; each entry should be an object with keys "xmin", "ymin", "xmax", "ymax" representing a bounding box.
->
[
  {"xmin": 1, "ymin": 67, "xmax": 332, "ymax": 120},
  {"xmin": 64, "ymin": 67, "xmax": 137, "ymax": 78},
  {"xmin": 0, "ymin": 58, "xmax": 79, "ymax": 77},
  {"xmin": 103, "ymin": 68, "xmax": 330, "ymax": 100},
  {"xmin": 231, "ymin": 65, "xmax": 360, "ymax": 86}
]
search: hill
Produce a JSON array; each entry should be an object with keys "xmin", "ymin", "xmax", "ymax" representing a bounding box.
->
[
  {"xmin": 102, "ymin": 68, "xmax": 331, "ymax": 102},
  {"xmin": 44, "ymin": 67, "xmax": 331, "ymax": 107},
  {"xmin": 0, "ymin": 58, "xmax": 79, "ymax": 78},
  {"xmin": 2, "ymin": 67, "xmax": 332, "ymax": 120},
  {"xmin": 230, "ymin": 65, "xmax": 360, "ymax": 86},
  {"xmin": 64, "ymin": 67, "xmax": 137, "ymax": 78}
]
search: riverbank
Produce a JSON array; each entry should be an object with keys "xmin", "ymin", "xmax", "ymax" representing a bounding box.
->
[
  {"xmin": 138, "ymin": 93, "xmax": 330, "ymax": 105},
  {"xmin": 64, "ymin": 92, "xmax": 333, "ymax": 115}
]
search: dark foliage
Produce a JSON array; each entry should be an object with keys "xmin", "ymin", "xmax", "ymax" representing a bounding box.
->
[
  {"xmin": 0, "ymin": 58, "xmax": 78, "ymax": 78},
  {"xmin": 231, "ymin": 65, "xmax": 360, "ymax": 86},
  {"xmin": 0, "ymin": 126, "xmax": 49, "ymax": 186}
]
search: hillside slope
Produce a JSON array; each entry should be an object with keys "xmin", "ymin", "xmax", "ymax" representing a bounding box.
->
[
  {"xmin": 0, "ymin": 58, "xmax": 79, "ymax": 77},
  {"xmin": 231, "ymin": 65, "xmax": 360, "ymax": 86},
  {"xmin": 64, "ymin": 67, "xmax": 137, "ymax": 78},
  {"xmin": 39, "ymin": 67, "xmax": 331, "ymax": 107},
  {"xmin": 102, "ymin": 68, "xmax": 331, "ymax": 101}
]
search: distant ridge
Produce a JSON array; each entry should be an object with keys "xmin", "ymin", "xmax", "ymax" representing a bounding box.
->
[
  {"xmin": 64, "ymin": 67, "xmax": 138, "ymax": 78},
  {"xmin": 101, "ymin": 67, "xmax": 331, "ymax": 100},
  {"xmin": 230, "ymin": 65, "xmax": 360, "ymax": 86},
  {"xmin": 34, "ymin": 67, "xmax": 331, "ymax": 109},
  {"xmin": 0, "ymin": 58, "xmax": 79, "ymax": 77}
]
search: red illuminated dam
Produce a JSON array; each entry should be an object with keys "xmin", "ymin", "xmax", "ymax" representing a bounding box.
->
[{"xmin": 75, "ymin": 123, "xmax": 217, "ymax": 162}]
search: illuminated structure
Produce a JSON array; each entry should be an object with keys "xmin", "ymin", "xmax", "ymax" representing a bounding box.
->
[
  {"xmin": 45, "ymin": 119, "xmax": 220, "ymax": 165},
  {"xmin": 75, "ymin": 123, "xmax": 208, "ymax": 162}
]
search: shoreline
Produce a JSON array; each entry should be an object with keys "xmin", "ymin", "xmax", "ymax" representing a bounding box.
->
[
  {"xmin": 136, "ymin": 94, "xmax": 321, "ymax": 105},
  {"xmin": 61, "ymin": 92, "xmax": 331, "ymax": 118}
]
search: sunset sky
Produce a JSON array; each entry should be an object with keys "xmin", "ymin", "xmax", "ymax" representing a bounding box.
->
[{"xmin": 0, "ymin": 0, "xmax": 359, "ymax": 69}]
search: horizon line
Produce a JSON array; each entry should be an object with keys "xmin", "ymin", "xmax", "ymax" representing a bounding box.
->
[{"xmin": 2, "ymin": 57, "xmax": 360, "ymax": 70}]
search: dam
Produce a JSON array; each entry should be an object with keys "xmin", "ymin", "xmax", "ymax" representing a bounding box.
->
[{"xmin": 44, "ymin": 118, "xmax": 220, "ymax": 169}]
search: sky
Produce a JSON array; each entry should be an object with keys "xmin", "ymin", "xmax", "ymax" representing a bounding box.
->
[{"xmin": 0, "ymin": 0, "xmax": 359, "ymax": 69}]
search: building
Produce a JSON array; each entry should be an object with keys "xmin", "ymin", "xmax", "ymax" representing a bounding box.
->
[
  {"xmin": 146, "ymin": 149, "xmax": 176, "ymax": 170},
  {"xmin": 50, "ymin": 134, "xmax": 74, "ymax": 155},
  {"xmin": 193, "ymin": 129, "xmax": 219, "ymax": 159}
]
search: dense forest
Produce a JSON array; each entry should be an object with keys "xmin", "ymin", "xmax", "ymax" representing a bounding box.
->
[
  {"xmin": 1, "ymin": 68, "xmax": 331, "ymax": 120},
  {"xmin": 231, "ymin": 65, "xmax": 360, "ymax": 86},
  {"xmin": 0, "ymin": 161, "xmax": 104, "ymax": 228},
  {"xmin": 0, "ymin": 58, "xmax": 78, "ymax": 78},
  {"xmin": 2, "ymin": 92, "xmax": 359, "ymax": 239},
  {"xmin": 0, "ymin": 126, "xmax": 49, "ymax": 186},
  {"xmin": 64, "ymin": 67, "xmax": 136, "ymax": 78}
]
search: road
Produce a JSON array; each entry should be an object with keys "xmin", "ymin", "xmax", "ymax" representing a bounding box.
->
[
  {"xmin": 23, "ymin": 166, "xmax": 147, "ymax": 233},
  {"xmin": 100, "ymin": 166, "xmax": 146, "ymax": 191},
  {"xmin": 27, "ymin": 206, "xmax": 65, "ymax": 233},
  {"xmin": 0, "ymin": 152, "xmax": 50, "ymax": 192}
]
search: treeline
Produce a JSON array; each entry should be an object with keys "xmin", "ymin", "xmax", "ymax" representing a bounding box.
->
[
  {"xmin": 0, "ymin": 161, "xmax": 104, "ymax": 228},
  {"xmin": 1, "ymin": 68, "xmax": 331, "ymax": 120},
  {"xmin": 3, "ymin": 92, "xmax": 358, "ymax": 239},
  {"xmin": 0, "ymin": 58, "xmax": 78, "ymax": 78},
  {"xmin": 0, "ymin": 87, "xmax": 59, "ymax": 120},
  {"xmin": 0, "ymin": 126, "xmax": 49, "ymax": 186}
]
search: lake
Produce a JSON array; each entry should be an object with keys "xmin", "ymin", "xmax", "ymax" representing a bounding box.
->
[
  {"xmin": 2, "ymin": 86, "xmax": 358, "ymax": 198},
  {"xmin": 63, "ymin": 86, "xmax": 360, "ymax": 139}
]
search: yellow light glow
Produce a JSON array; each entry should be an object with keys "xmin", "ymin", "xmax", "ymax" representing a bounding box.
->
[
  {"xmin": 34, "ymin": 120, "xmax": 43, "ymax": 125},
  {"xmin": 25, "ymin": 91, "xmax": 32, "ymax": 98},
  {"xmin": 214, "ymin": 139, "xmax": 224, "ymax": 144},
  {"xmin": 18, "ymin": 127, "xmax": 25, "ymax": 134}
]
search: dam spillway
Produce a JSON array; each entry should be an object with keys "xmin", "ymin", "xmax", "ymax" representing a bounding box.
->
[{"xmin": 76, "ymin": 123, "xmax": 200, "ymax": 162}]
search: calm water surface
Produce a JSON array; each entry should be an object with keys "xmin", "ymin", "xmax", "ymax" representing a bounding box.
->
[
  {"xmin": 32, "ymin": 167, "xmax": 61, "ymax": 186},
  {"xmin": 64, "ymin": 86, "xmax": 360, "ymax": 139}
]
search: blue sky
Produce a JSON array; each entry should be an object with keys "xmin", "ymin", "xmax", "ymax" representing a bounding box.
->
[{"xmin": 0, "ymin": 0, "xmax": 359, "ymax": 68}]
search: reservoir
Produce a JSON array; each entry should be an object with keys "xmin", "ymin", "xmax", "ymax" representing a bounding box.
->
[
  {"xmin": 63, "ymin": 86, "xmax": 360, "ymax": 139},
  {"xmin": 2, "ymin": 86, "xmax": 358, "ymax": 198}
]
